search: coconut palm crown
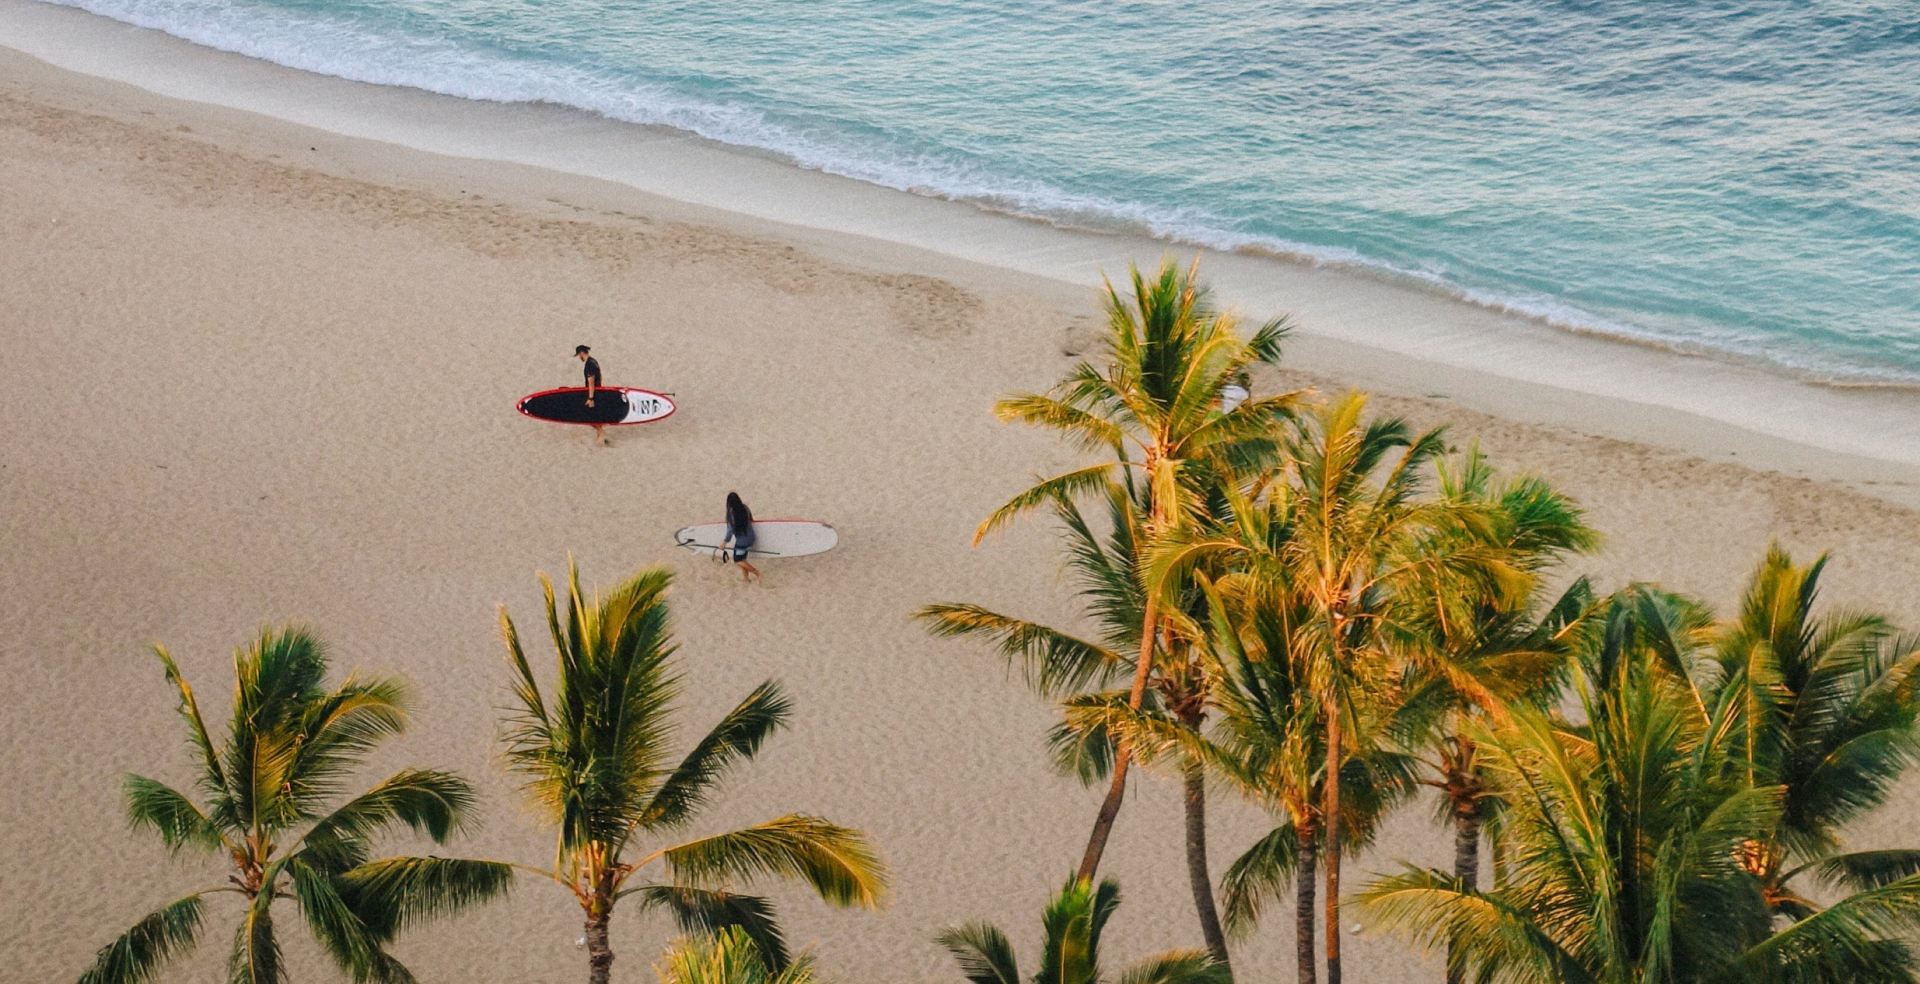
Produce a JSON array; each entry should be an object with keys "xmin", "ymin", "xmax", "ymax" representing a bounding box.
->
[
  {"xmin": 938, "ymin": 878, "xmax": 1228, "ymax": 984},
  {"xmin": 498, "ymin": 561, "xmax": 888, "ymax": 984},
  {"xmin": 77, "ymin": 626, "xmax": 511, "ymax": 984},
  {"xmin": 1361, "ymin": 584, "xmax": 1920, "ymax": 984},
  {"xmin": 973, "ymin": 255, "xmax": 1296, "ymax": 885}
]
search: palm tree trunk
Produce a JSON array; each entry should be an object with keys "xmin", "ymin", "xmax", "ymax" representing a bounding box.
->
[
  {"xmin": 1078, "ymin": 748, "xmax": 1131, "ymax": 883},
  {"xmin": 585, "ymin": 910, "xmax": 614, "ymax": 984},
  {"xmin": 1296, "ymin": 823, "xmax": 1318, "ymax": 984},
  {"xmin": 1447, "ymin": 811, "xmax": 1480, "ymax": 984},
  {"xmin": 1323, "ymin": 714, "xmax": 1342, "ymax": 984},
  {"xmin": 1078, "ymin": 596, "xmax": 1159, "ymax": 882},
  {"xmin": 1183, "ymin": 762, "xmax": 1231, "ymax": 971}
]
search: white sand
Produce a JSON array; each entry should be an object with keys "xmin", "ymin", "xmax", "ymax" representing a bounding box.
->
[{"xmin": 4, "ymin": 11, "xmax": 1920, "ymax": 983}]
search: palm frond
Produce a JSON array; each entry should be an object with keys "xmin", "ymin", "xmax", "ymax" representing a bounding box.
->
[
  {"xmin": 76, "ymin": 893, "xmax": 208, "ymax": 984},
  {"xmin": 974, "ymin": 464, "xmax": 1119, "ymax": 544},
  {"xmin": 1358, "ymin": 867, "xmax": 1575, "ymax": 984},
  {"xmin": 659, "ymin": 815, "xmax": 889, "ymax": 909},
  {"xmin": 655, "ymin": 926, "xmax": 808, "ymax": 984},
  {"xmin": 286, "ymin": 678, "xmax": 411, "ymax": 810},
  {"xmin": 991, "ymin": 394, "xmax": 1127, "ymax": 454},
  {"xmin": 1730, "ymin": 874, "xmax": 1920, "ymax": 980},
  {"xmin": 333, "ymin": 856, "xmax": 514, "ymax": 942},
  {"xmin": 631, "ymin": 886, "xmax": 789, "ymax": 973},
  {"xmin": 288, "ymin": 857, "xmax": 385, "ymax": 982},
  {"xmin": 229, "ymin": 876, "xmax": 285, "ymax": 984},
  {"xmin": 300, "ymin": 769, "xmax": 478, "ymax": 870},
  {"xmin": 1810, "ymin": 850, "xmax": 1920, "ymax": 893},
  {"xmin": 645, "ymin": 682, "xmax": 791, "ymax": 829},
  {"xmin": 148, "ymin": 644, "xmax": 230, "ymax": 813},
  {"xmin": 915, "ymin": 604, "xmax": 1126, "ymax": 696},
  {"xmin": 1220, "ymin": 823, "xmax": 1298, "ymax": 938},
  {"xmin": 937, "ymin": 924, "xmax": 1021, "ymax": 984},
  {"xmin": 124, "ymin": 775, "xmax": 225, "ymax": 854},
  {"xmin": 1046, "ymin": 712, "xmax": 1118, "ymax": 786},
  {"xmin": 1114, "ymin": 951, "xmax": 1227, "ymax": 984}
]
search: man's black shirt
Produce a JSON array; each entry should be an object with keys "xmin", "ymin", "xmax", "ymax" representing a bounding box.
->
[{"xmin": 583, "ymin": 356, "xmax": 602, "ymax": 387}]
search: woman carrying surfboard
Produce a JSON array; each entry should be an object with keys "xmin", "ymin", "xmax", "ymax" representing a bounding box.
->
[{"xmin": 723, "ymin": 493, "xmax": 761, "ymax": 583}]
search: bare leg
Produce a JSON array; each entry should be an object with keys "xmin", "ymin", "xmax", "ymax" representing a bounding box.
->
[
  {"xmin": 591, "ymin": 425, "xmax": 609, "ymax": 447},
  {"xmin": 738, "ymin": 560, "xmax": 760, "ymax": 582}
]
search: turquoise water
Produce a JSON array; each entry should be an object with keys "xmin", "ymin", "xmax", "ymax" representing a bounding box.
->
[{"xmin": 48, "ymin": 0, "xmax": 1920, "ymax": 380}]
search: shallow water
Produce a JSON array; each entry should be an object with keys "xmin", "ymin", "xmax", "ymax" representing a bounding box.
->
[{"xmin": 44, "ymin": 0, "xmax": 1920, "ymax": 380}]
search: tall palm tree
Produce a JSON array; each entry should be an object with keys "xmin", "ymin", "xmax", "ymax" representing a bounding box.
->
[
  {"xmin": 920, "ymin": 476, "xmax": 1235, "ymax": 965},
  {"xmin": 1152, "ymin": 391, "xmax": 1527, "ymax": 984},
  {"xmin": 938, "ymin": 878, "xmax": 1229, "ymax": 984},
  {"xmin": 1074, "ymin": 580, "xmax": 1418, "ymax": 984},
  {"xmin": 1389, "ymin": 449, "xmax": 1599, "ymax": 984},
  {"xmin": 75, "ymin": 627, "xmax": 511, "ymax": 984},
  {"xmin": 1361, "ymin": 586, "xmax": 1920, "ymax": 984},
  {"xmin": 498, "ymin": 562, "xmax": 889, "ymax": 984},
  {"xmin": 973, "ymin": 256, "xmax": 1295, "ymax": 884}
]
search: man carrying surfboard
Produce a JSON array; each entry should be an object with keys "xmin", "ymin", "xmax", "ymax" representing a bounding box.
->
[{"xmin": 575, "ymin": 345, "xmax": 608, "ymax": 446}]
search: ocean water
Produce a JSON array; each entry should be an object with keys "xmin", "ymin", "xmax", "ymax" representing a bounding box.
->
[{"xmin": 43, "ymin": 0, "xmax": 1920, "ymax": 381}]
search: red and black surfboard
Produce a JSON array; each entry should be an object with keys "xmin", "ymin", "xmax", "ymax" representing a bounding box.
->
[{"xmin": 516, "ymin": 387, "xmax": 676, "ymax": 426}]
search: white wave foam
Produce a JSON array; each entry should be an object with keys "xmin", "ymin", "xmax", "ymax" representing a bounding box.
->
[{"xmin": 36, "ymin": 0, "xmax": 1920, "ymax": 388}]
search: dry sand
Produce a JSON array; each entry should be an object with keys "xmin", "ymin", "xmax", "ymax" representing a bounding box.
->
[{"xmin": 4, "ymin": 28, "xmax": 1920, "ymax": 984}]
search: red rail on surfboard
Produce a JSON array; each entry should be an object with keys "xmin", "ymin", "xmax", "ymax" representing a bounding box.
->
[{"xmin": 516, "ymin": 387, "xmax": 676, "ymax": 426}]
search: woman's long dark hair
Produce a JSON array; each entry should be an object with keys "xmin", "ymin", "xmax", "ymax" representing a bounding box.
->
[{"xmin": 726, "ymin": 492, "xmax": 753, "ymax": 533}]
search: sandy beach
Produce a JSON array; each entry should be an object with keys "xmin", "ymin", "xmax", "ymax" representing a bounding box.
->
[{"xmin": 5, "ymin": 10, "xmax": 1920, "ymax": 983}]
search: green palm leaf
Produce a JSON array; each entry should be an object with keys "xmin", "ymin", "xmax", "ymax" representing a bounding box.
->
[
  {"xmin": 333, "ymin": 856, "xmax": 515, "ymax": 942},
  {"xmin": 645, "ymin": 682, "xmax": 792, "ymax": 829},
  {"xmin": 938, "ymin": 924, "xmax": 1021, "ymax": 984},
  {"xmin": 1220, "ymin": 824, "xmax": 1298, "ymax": 938},
  {"xmin": 632, "ymin": 886, "xmax": 790, "ymax": 973},
  {"xmin": 76, "ymin": 894, "xmax": 208, "ymax": 984},
  {"xmin": 915, "ymin": 604, "xmax": 1126, "ymax": 697},
  {"xmin": 124, "ymin": 775, "xmax": 225, "ymax": 854},
  {"xmin": 300, "ymin": 769, "xmax": 478, "ymax": 871},
  {"xmin": 659, "ymin": 815, "xmax": 888, "ymax": 909},
  {"xmin": 1115, "ymin": 951, "xmax": 1229, "ymax": 984}
]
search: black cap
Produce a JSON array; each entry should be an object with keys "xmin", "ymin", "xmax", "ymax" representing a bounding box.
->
[{"xmin": 575, "ymin": 345, "xmax": 591, "ymax": 355}]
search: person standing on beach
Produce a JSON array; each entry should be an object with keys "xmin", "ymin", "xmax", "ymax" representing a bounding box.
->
[
  {"xmin": 722, "ymin": 492, "xmax": 761, "ymax": 583},
  {"xmin": 576, "ymin": 345, "xmax": 608, "ymax": 446}
]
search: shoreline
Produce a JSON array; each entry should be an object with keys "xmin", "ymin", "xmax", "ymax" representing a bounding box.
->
[{"xmin": 6, "ymin": 0, "xmax": 1920, "ymax": 504}]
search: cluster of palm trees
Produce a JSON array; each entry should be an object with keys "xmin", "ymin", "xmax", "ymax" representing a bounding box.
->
[
  {"xmin": 922, "ymin": 258, "xmax": 1920, "ymax": 984},
  {"xmin": 77, "ymin": 258, "xmax": 1920, "ymax": 984},
  {"xmin": 79, "ymin": 565, "xmax": 886, "ymax": 984}
]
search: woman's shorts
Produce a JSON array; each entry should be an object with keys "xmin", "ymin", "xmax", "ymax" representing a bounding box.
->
[{"xmin": 730, "ymin": 530, "xmax": 755, "ymax": 562}]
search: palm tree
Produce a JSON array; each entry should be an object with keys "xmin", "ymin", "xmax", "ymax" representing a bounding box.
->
[
  {"xmin": 498, "ymin": 562, "xmax": 889, "ymax": 984},
  {"xmin": 938, "ymin": 878, "xmax": 1229, "ymax": 984},
  {"xmin": 919, "ymin": 476, "xmax": 1236, "ymax": 965},
  {"xmin": 1390, "ymin": 449, "xmax": 1599, "ymax": 984},
  {"xmin": 1073, "ymin": 580, "xmax": 1418, "ymax": 984},
  {"xmin": 76, "ymin": 627, "xmax": 511, "ymax": 984},
  {"xmin": 653, "ymin": 928, "xmax": 818, "ymax": 984},
  {"xmin": 973, "ymin": 255, "xmax": 1295, "ymax": 884},
  {"xmin": 1361, "ymin": 586, "xmax": 1920, "ymax": 984},
  {"xmin": 1151, "ymin": 391, "xmax": 1528, "ymax": 984},
  {"xmin": 1693, "ymin": 545, "xmax": 1920, "ymax": 925}
]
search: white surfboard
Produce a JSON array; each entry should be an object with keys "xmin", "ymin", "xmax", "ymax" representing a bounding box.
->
[{"xmin": 673, "ymin": 520, "xmax": 839, "ymax": 559}]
